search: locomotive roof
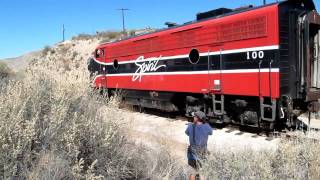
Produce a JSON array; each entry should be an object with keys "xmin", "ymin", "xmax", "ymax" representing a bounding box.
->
[{"xmin": 98, "ymin": 0, "xmax": 315, "ymax": 47}]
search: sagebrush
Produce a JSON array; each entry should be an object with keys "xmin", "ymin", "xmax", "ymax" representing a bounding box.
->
[{"xmin": 0, "ymin": 39, "xmax": 181, "ymax": 179}]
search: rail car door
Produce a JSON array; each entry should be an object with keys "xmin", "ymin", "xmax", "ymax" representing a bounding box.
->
[{"xmin": 301, "ymin": 11, "xmax": 320, "ymax": 101}]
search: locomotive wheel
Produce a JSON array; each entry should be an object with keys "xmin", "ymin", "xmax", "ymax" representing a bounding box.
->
[
  {"xmin": 132, "ymin": 105, "xmax": 144, "ymax": 113},
  {"xmin": 138, "ymin": 105, "xmax": 144, "ymax": 113}
]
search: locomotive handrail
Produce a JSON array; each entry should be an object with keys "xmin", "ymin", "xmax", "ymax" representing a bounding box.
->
[
  {"xmin": 269, "ymin": 59, "xmax": 273, "ymax": 99},
  {"xmin": 258, "ymin": 60, "xmax": 263, "ymax": 97},
  {"xmin": 219, "ymin": 49, "xmax": 223, "ymax": 93},
  {"xmin": 207, "ymin": 51, "xmax": 210, "ymax": 92},
  {"xmin": 258, "ymin": 60, "xmax": 263, "ymax": 130}
]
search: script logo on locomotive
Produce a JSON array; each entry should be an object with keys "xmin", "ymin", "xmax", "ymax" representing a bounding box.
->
[{"xmin": 132, "ymin": 56, "xmax": 166, "ymax": 82}]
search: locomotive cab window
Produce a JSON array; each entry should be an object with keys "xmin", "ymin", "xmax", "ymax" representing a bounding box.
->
[
  {"xmin": 95, "ymin": 49, "xmax": 100, "ymax": 58},
  {"xmin": 189, "ymin": 48, "xmax": 200, "ymax": 64},
  {"xmin": 95, "ymin": 49, "xmax": 104, "ymax": 58}
]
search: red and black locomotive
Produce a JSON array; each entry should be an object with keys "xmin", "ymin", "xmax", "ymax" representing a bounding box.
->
[{"xmin": 88, "ymin": 0, "xmax": 320, "ymax": 129}]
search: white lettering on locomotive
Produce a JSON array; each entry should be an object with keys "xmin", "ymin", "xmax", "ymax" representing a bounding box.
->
[
  {"xmin": 132, "ymin": 56, "xmax": 167, "ymax": 82},
  {"xmin": 246, "ymin": 51, "xmax": 265, "ymax": 60}
]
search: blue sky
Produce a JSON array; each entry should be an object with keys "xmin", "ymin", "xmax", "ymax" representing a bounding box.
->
[{"xmin": 0, "ymin": 0, "xmax": 319, "ymax": 59}]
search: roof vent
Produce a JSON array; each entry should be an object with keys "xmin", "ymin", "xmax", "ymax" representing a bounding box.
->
[
  {"xmin": 233, "ymin": 5, "xmax": 254, "ymax": 12},
  {"xmin": 165, "ymin": 22, "xmax": 178, "ymax": 28},
  {"xmin": 196, "ymin": 8, "xmax": 232, "ymax": 21}
]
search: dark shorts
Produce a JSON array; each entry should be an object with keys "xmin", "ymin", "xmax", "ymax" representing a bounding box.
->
[{"xmin": 188, "ymin": 159, "xmax": 202, "ymax": 170}]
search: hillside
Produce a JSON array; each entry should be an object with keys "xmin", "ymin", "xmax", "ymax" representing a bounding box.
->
[
  {"xmin": 1, "ymin": 39, "xmax": 99, "ymax": 72},
  {"xmin": 0, "ymin": 29, "xmax": 154, "ymax": 72},
  {"xmin": 0, "ymin": 51, "xmax": 41, "ymax": 72}
]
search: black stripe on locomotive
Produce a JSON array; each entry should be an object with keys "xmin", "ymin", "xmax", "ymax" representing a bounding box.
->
[{"xmin": 90, "ymin": 49, "xmax": 279, "ymax": 75}]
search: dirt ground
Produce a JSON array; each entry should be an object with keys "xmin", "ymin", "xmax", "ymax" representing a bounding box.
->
[{"xmin": 123, "ymin": 110, "xmax": 280, "ymax": 163}]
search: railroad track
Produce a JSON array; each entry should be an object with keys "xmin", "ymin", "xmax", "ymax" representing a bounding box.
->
[
  {"xmin": 125, "ymin": 106, "xmax": 319, "ymax": 142},
  {"xmin": 127, "ymin": 106, "xmax": 277, "ymax": 138}
]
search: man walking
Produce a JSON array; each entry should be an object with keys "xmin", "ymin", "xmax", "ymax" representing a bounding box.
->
[{"xmin": 185, "ymin": 111, "xmax": 213, "ymax": 180}]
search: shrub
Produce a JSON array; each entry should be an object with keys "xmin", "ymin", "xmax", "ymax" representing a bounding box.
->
[
  {"xmin": 42, "ymin": 46, "xmax": 55, "ymax": 56},
  {"xmin": 72, "ymin": 33, "xmax": 93, "ymax": 41},
  {"xmin": 200, "ymin": 135, "xmax": 320, "ymax": 180},
  {"xmin": 59, "ymin": 44, "xmax": 72, "ymax": 55},
  {"xmin": 0, "ymin": 44, "xmax": 182, "ymax": 179},
  {"xmin": 97, "ymin": 31, "xmax": 122, "ymax": 43},
  {"xmin": 129, "ymin": 30, "xmax": 136, "ymax": 36},
  {"xmin": 72, "ymin": 51, "xmax": 78, "ymax": 60},
  {"xmin": 97, "ymin": 31, "xmax": 122, "ymax": 40},
  {"xmin": 0, "ymin": 68, "xmax": 138, "ymax": 179},
  {"xmin": 0, "ymin": 61, "xmax": 13, "ymax": 79},
  {"xmin": 0, "ymin": 72, "xmax": 183, "ymax": 179}
]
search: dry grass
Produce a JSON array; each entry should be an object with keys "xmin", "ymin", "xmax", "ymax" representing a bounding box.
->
[
  {"xmin": 97, "ymin": 31, "xmax": 123, "ymax": 44},
  {"xmin": 71, "ymin": 31, "xmax": 123, "ymax": 44},
  {"xmin": 42, "ymin": 46, "xmax": 55, "ymax": 56},
  {"xmin": 72, "ymin": 34, "xmax": 94, "ymax": 41},
  {"xmin": 0, "ymin": 38, "xmax": 181, "ymax": 180},
  {"xmin": 0, "ymin": 62, "xmax": 130, "ymax": 179},
  {"xmin": 199, "ymin": 133, "xmax": 320, "ymax": 180}
]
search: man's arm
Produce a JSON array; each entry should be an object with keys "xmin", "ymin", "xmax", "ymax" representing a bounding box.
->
[
  {"xmin": 185, "ymin": 125, "xmax": 190, "ymax": 136},
  {"xmin": 207, "ymin": 124, "xmax": 213, "ymax": 135}
]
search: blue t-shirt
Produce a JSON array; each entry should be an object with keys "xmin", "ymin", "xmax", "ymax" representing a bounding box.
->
[{"xmin": 185, "ymin": 123, "xmax": 213, "ymax": 148}]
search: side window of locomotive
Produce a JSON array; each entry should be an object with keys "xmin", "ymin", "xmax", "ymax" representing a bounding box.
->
[
  {"xmin": 189, "ymin": 48, "xmax": 200, "ymax": 64},
  {"xmin": 125, "ymin": 64, "xmax": 131, "ymax": 72},
  {"xmin": 95, "ymin": 49, "xmax": 100, "ymax": 58},
  {"xmin": 113, "ymin": 59, "xmax": 119, "ymax": 70},
  {"xmin": 95, "ymin": 49, "xmax": 104, "ymax": 59}
]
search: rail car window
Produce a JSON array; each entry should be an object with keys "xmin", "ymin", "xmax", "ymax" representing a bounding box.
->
[
  {"xmin": 312, "ymin": 30, "xmax": 318, "ymax": 88},
  {"xmin": 113, "ymin": 59, "xmax": 119, "ymax": 70},
  {"xmin": 189, "ymin": 48, "xmax": 200, "ymax": 64},
  {"xmin": 310, "ymin": 25, "xmax": 320, "ymax": 88},
  {"xmin": 317, "ymin": 30, "xmax": 320, "ymax": 89}
]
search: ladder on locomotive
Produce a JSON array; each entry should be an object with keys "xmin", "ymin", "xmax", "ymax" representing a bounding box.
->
[
  {"xmin": 212, "ymin": 49, "xmax": 225, "ymax": 117},
  {"xmin": 259, "ymin": 59, "xmax": 277, "ymax": 124}
]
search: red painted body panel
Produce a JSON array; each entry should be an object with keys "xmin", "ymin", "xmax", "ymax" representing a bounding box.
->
[
  {"xmin": 95, "ymin": 4, "xmax": 279, "ymax": 63},
  {"xmin": 94, "ymin": 72, "xmax": 280, "ymax": 98}
]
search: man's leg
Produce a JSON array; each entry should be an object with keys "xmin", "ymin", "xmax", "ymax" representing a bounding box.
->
[{"xmin": 189, "ymin": 174, "xmax": 196, "ymax": 180}]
